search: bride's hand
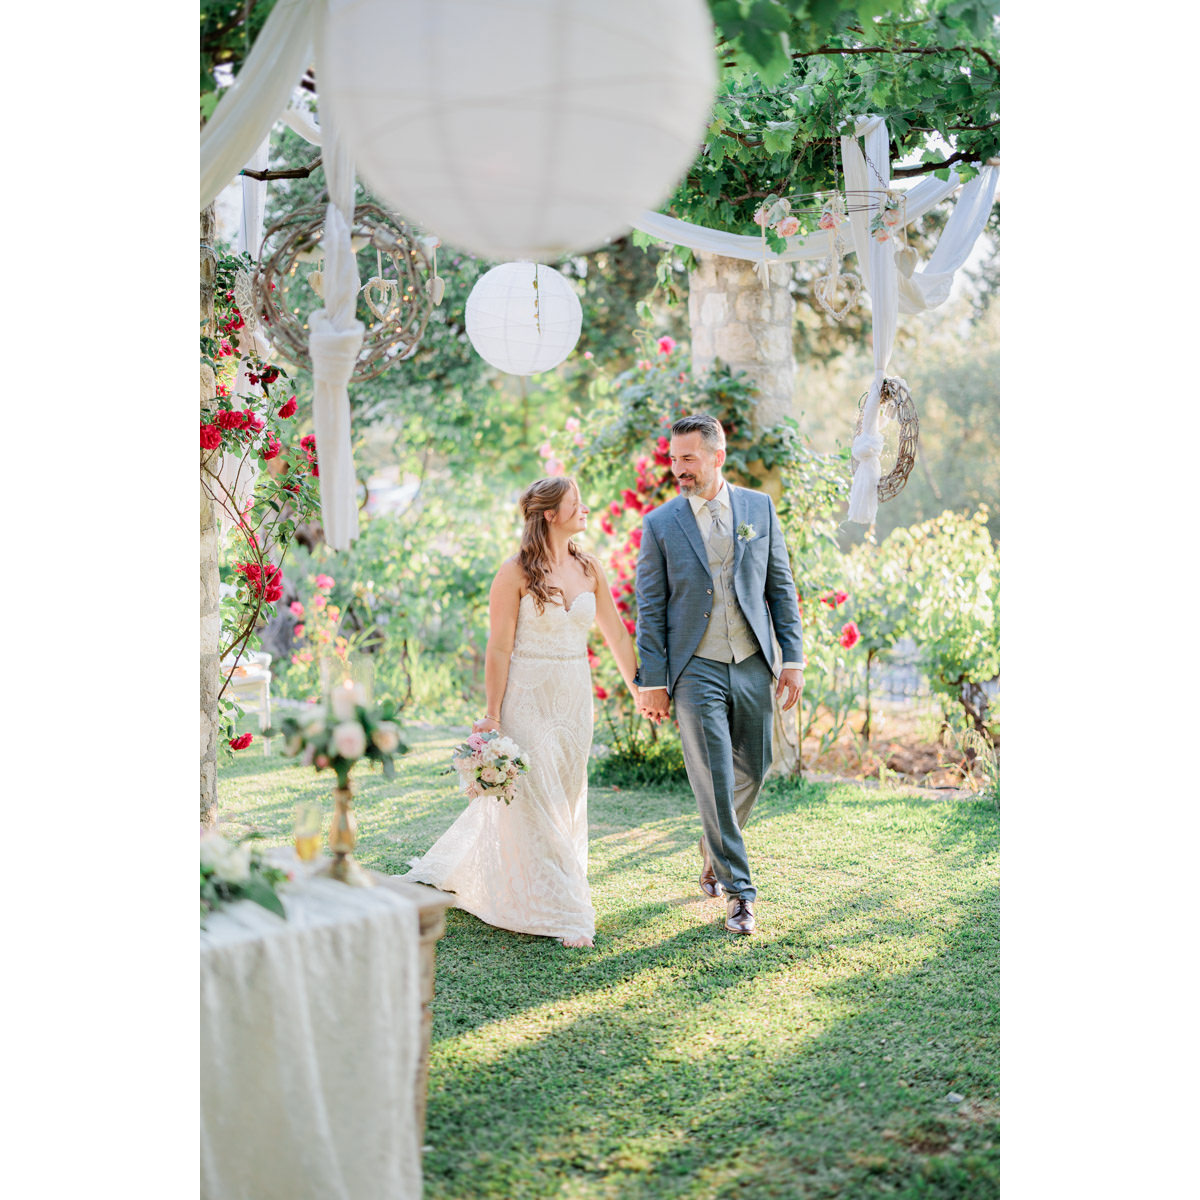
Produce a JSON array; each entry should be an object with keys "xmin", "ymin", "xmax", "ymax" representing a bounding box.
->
[{"xmin": 472, "ymin": 716, "xmax": 501, "ymax": 734}]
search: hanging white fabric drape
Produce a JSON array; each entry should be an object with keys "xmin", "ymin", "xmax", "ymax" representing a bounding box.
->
[
  {"xmin": 200, "ymin": 0, "xmax": 316, "ymax": 210},
  {"xmin": 841, "ymin": 116, "xmax": 896, "ymax": 525},
  {"xmin": 308, "ymin": 1, "xmax": 364, "ymax": 551}
]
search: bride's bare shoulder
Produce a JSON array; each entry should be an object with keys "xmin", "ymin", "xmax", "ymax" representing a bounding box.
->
[{"xmin": 494, "ymin": 556, "xmax": 528, "ymax": 596}]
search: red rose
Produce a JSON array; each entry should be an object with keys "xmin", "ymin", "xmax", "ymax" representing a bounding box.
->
[
  {"xmin": 839, "ymin": 621, "xmax": 860, "ymax": 649},
  {"xmin": 629, "ymin": 528, "xmax": 643, "ymax": 548},
  {"xmin": 623, "ymin": 617, "xmax": 636, "ymax": 635},
  {"xmin": 229, "ymin": 733, "xmax": 254, "ymax": 751},
  {"xmin": 278, "ymin": 396, "xmax": 297, "ymax": 418},
  {"xmin": 594, "ymin": 686, "xmax": 609, "ymax": 701},
  {"xmin": 300, "ymin": 434, "xmax": 316, "ymax": 450},
  {"xmin": 609, "ymin": 501, "xmax": 622, "ymax": 517},
  {"xmin": 247, "ymin": 373, "xmax": 260, "ymax": 386},
  {"xmin": 600, "ymin": 516, "xmax": 614, "ymax": 536},
  {"xmin": 200, "ymin": 424, "xmax": 221, "ymax": 449},
  {"xmin": 310, "ymin": 462, "xmax": 319, "ymax": 477},
  {"xmin": 246, "ymin": 412, "xmax": 265, "ymax": 433},
  {"xmin": 261, "ymin": 436, "xmax": 281, "ymax": 461},
  {"xmin": 215, "ymin": 409, "xmax": 240, "ymax": 430}
]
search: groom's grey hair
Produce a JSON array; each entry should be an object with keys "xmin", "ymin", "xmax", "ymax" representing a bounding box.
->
[{"xmin": 672, "ymin": 413, "xmax": 726, "ymax": 451}]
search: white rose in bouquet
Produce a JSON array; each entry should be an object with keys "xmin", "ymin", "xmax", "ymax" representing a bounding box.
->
[
  {"xmin": 331, "ymin": 721, "xmax": 368, "ymax": 759},
  {"xmin": 372, "ymin": 722, "xmax": 401, "ymax": 754},
  {"xmin": 492, "ymin": 737, "xmax": 519, "ymax": 759},
  {"xmin": 480, "ymin": 765, "xmax": 504, "ymax": 785}
]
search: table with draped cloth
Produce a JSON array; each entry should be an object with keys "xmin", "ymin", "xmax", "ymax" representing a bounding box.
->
[{"xmin": 200, "ymin": 877, "xmax": 423, "ymax": 1200}]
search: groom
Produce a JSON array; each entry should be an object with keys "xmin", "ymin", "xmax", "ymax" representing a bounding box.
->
[{"xmin": 634, "ymin": 414, "xmax": 803, "ymax": 935}]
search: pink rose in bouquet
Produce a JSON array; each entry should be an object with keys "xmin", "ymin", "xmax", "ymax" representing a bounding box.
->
[
  {"xmin": 450, "ymin": 730, "xmax": 528, "ymax": 805},
  {"xmin": 775, "ymin": 216, "xmax": 800, "ymax": 238}
]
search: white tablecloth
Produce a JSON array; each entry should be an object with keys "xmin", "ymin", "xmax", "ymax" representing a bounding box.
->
[{"xmin": 201, "ymin": 877, "xmax": 423, "ymax": 1200}]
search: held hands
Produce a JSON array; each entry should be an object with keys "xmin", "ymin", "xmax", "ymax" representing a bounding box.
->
[
  {"xmin": 472, "ymin": 716, "xmax": 501, "ymax": 734},
  {"xmin": 638, "ymin": 688, "xmax": 671, "ymax": 725},
  {"xmin": 775, "ymin": 667, "xmax": 803, "ymax": 712}
]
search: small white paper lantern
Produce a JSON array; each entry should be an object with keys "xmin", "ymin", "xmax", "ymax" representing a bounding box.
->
[
  {"xmin": 466, "ymin": 262, "xmax": 582, "ymax": 376},
  {"xmin": 319, "ymin": 0, "xmax": 716, "ymax": 260}
]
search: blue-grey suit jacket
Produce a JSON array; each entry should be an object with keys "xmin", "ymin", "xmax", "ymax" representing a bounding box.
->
[{"xmin": 633, "ymin": 485, "xmax": 803, "ymax": 696}]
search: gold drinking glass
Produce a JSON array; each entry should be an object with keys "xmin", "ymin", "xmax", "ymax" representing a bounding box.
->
[{"xmin": 294, "ymin": 803, "xmax": 323, "ymax": 862}]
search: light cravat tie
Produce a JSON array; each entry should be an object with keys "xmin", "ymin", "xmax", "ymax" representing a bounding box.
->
[{"xmin": 707, "ymin": 498, "xmax": 731, "ymax": 558}]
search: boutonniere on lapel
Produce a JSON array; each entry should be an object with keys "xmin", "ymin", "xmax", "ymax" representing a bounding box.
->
[{"xmin": 736, "ymin": 522, "xmax": 757, "ymax": 542}]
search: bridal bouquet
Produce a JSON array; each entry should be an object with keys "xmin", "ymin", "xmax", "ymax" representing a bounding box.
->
[{"xmin": 450, "ymin": 730, "xmax": 527, "ymax": 804}]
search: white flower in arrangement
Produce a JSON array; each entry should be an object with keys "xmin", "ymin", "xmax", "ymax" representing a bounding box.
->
[
  {"xmin": 371, "ymin": 722, "xmax": 402, "ymax": 754},
  {"xmin": 480, "ymin": 765, "xmax": 505, "ymax": 785},
  {"xmin": 331, "ymin": 720, "xmax": 368, "ymax": 759},
  {"xmin": 736, "ymin": 522, "xmax": 757, "ymax": 542},
  {"xmin": 200, "ymin": 833, "xmax": 252, "ymax": 884}
]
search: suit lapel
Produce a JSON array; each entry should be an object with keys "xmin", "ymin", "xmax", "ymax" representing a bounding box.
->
[
  {"xmin": 672, "ymin": 500, "xmax": 713, "ymax": 579},
  {"xmin": 730, "ymin": 486, "xmax": 748, "ymax": 574}
]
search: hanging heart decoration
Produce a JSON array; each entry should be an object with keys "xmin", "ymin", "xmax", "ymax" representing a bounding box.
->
[
  {"xmin": 426, "ymin": 275, "xmax": 445, "ymax": 305},
  {"xmin": 308, "ymin": 267, "xmax": 324, "ymax": 298},
  {"xmin": 813, "ymin": 271, "xmax": 861, "ymax": 321},
  {"xmin": 362, "ymin": 276, "xmax": 400, "ymax": 323},
  {"xmin": 894, "ymin": 245, "xmax": 918, "ymax": 278}
]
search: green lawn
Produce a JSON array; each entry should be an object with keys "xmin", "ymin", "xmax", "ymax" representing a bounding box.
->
[{"xmin": 218, "ymin": 724, "xmax": 999, "ymax": 1199}]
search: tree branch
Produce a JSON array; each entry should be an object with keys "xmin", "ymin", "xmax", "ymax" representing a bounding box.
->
[
  {"xmin": 890, "ymin": 149, "xmax": 981, "ymax": 179},
  {"xmin": 793, "ymin": 43, "xmax": 999, "ymax": 72},
  {"xmin": 241, "ymin": 156, "xmax": 322, "ymax": 182}
]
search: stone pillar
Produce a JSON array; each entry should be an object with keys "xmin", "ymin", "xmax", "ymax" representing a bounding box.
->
[
  {"xmin": 200, "ymin": 204, "xmax": 221, "ymax": 826},
  {"xmin": 687, "ymin": 251, "xmax": 801, "ymax": 776}
]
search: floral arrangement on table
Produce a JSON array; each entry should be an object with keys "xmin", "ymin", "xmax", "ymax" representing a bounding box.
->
[
  {"xmin": 200, "ymin": 830, "xmax": 290, "ymax": 926},
  {"xmin": 449, "ymin": 730, "xmax": 527, "ymax": 804},
  {"xmin": 269, "ymin": 683, "xmax": 408, "ymax": 789}
]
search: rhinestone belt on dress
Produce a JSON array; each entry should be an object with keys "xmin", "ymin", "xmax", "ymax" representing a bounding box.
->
[{"xmin": 510, "ymin": 651, "xmax": 586, "ymax": 661}]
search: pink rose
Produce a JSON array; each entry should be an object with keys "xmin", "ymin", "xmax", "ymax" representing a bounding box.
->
[
  {"xmin": 818, "ymin": 211, "xmax": 839, "ymax": 231},
  {"xmin": 775, "ymin": 216, "xmax": 800, "ymax": 238},
  {"xmin": 657, "ymin": 336, "xmax": 676, "ymax": 355},
  {"xmin": 752, "ymin": 206, "xmax": 770, "ymax": 227},
  {"xmin": 565, "ymin": 417, "xmax": 581, "ymax": 432},
  {"xmin": 873, "ymin": 228, "xmax": 891, "ymax": 243},
  {"xmin": 467, "ymin": 733, "xmax": 487, "ymax": 751},
  {"xmin": 882, "ymin": 208, "xmax": 902, "ymax": 227},
  {"xmin": 315, "ymin": 574, "xmax": 334, "ymax": 591},
  {"xmin": 290, "ymin": 601, "xmax": 304, "ymax": 617},
  {"xmin": 465, "ymin": 781, "xmax": 482, "ymax": 799},
  {"xmin": 637, "ymin": 359, "xmax": 651, "ymax": 370}
]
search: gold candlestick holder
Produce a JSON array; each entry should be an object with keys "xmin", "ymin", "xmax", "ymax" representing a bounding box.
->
[{"xmin": 318, "ymin": 781, "xmax": 374, "ymax": 887}]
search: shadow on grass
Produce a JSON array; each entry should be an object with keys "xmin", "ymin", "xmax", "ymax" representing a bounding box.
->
[{"xmin": 422, "ymin": 883, "xmax": 999, "ymax": 1200}]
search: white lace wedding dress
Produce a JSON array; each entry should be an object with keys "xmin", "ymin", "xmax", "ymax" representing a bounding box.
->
[{"xmin": 406, "ymin": 590, "xmax": 597, "ymax": 943}]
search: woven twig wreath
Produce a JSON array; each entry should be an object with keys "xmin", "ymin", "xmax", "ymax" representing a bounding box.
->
[
  {"xmin": 250, "ymin": 200, "xmax": 432, "ymax": 382},
  {"xmin": 851, "ymin": 377, "xmax": 919, "ymax": 502}
]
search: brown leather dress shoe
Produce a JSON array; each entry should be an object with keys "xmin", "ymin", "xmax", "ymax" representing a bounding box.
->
[
  {"xmin": 724, "ymin": 896, "xmax": 756, "ymax": 935},
  {"xmin": 699, "ymin": 837, "xmax": 722, "ymax": 897}
]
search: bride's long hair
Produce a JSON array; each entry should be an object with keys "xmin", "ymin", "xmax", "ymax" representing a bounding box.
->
[{"xmin": 517, "ymin": 477, "xmax": 595, "ymax": 613}]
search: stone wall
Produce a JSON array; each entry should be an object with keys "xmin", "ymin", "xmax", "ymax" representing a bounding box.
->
[{"xmin": 687, "ymin": 251, "xmax": 801, "ymax": 776}]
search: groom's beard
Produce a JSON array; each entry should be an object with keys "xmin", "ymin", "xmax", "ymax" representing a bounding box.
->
[{"xmin": 676, "ymin": 471, "xmax": 707, "ymax": 495}]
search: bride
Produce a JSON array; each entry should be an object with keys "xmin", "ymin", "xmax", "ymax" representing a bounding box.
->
[{"xmin": 406, "ymin": 477, "xmax": 639, "ymax": 947}]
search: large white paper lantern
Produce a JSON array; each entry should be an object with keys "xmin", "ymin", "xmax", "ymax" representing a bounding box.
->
[
  {"xmin": 319, "ymin": 0, "xmax": 716, "ymax": 260},
  {"xmin": 466, "ymin": 262, "xmax": 582, "ymax": 375}
]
